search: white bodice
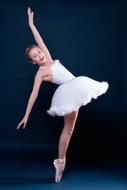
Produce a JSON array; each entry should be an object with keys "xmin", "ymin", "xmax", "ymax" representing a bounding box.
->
[{"xmin": 51, "ymin": 60, "xmax": 75, "ymax": 85}]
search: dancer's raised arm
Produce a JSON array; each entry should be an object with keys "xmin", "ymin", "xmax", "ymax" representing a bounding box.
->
[{"xmin": 27, "ymin": 7, "xmax": 53, "ymax": 63}]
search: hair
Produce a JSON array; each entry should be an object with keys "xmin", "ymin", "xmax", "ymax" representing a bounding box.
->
[{"xmin": 25, "ymin": 44, "xmax": 38, "ymax": 62}]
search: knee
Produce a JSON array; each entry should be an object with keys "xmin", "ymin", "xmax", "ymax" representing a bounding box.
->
[
  {"xmin": 69, "ymin": 127, "xmax": 74, "ymax": 136},
  {"xmin": 64, "ymin": 126, "xmax": 74, "ymax": 137}
]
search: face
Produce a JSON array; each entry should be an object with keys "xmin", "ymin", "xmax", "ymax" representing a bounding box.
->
[{"xmin": 29, "ymin": 47, "xmax": 47, "ymax": 66}]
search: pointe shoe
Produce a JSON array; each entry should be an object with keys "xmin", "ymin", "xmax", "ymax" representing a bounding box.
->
[{"xmin": 53, "ymin": 158, "xmax": 66, "ymax": 183}]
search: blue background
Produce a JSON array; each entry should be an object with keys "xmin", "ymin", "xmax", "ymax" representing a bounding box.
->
[{"xmin": 0, "ymin": 0, "xmax": 127, "ymax": 169}]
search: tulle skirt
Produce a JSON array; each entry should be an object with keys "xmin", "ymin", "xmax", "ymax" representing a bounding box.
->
[{"xmin": 47, "ymin": 76, "xmax": 109, "ymax": 117}]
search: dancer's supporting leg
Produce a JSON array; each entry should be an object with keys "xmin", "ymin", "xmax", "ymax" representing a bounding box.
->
[
  {"xmin": 59, "ymin": 109, "xmax": 79, "ymax": 159},
  {"xmin": 54, "ymin": 109, "xmax": 79, "ymax": 182}
]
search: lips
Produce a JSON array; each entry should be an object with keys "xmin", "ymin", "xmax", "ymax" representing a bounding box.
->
[{"xmin": 40, "ymin": 57, "xmax": 44, "ymax": 61}]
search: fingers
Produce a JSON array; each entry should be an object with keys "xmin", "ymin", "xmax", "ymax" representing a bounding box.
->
[
  {"xmin": 16, "ymin": 123, "xmax": 21, "ymax": 130},
  {"xmin": 27, "ymin": 7, "xmax": 34, "ymax": 15},
  {"xmin": 27, "ymin": 7, "xmax": 30, "ymax": 15},
  {"xmin": 23, "ymin": 124, "xmax": 26, "ymax": 129},
  {"xmin": 16, "ymin": 120, "xmax": 22, "ymax": 129},
  {"xmin": 16, "ymin": 124, "xmax": 26, "ymax": 130},
  {"xmin": 27, "ymin": 7, "xmax": 30, "ymax": 12},
  {"xmin": 16, "ymin": 120, "xmax": 26, "ymax": 130},
  {"xmin": 27, "ymin": 10, "xmax": 34, "ymax": 21}
]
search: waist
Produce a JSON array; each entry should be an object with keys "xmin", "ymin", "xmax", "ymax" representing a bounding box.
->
[{"xmin": 51, "ymin": 76, "xmax": 76, "ymax": 85}]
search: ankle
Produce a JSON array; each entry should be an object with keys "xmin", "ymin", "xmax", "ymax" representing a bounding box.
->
[
  {"xmin": 53, "ymin": 158, "xmax": 66, "ymax": 183},
  {"xmin": 54, "ymin": 158, "xmax": 66, "ymax": 165}
]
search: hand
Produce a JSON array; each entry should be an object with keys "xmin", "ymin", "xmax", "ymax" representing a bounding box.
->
[
  {"xmin": 16, "ymin": 117, "xmax": 28, "ymax": 130},
  {"xmin": 27, "ymin": 7, "xmax": 34, "ymax": 26}
]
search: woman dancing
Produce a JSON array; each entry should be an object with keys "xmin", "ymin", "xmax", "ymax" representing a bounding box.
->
[{"xmin": 17, "ymin": 7, "xmax": 109, "ymax": 183}]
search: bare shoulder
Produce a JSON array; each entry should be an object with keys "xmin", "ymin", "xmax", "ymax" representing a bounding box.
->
[
  {"xmin": 34, "ymin": 70, "xmax": 44, "ymax": 82},
  {"xmin": 38, "ymin": 66, "xmax": 52, "ymax": 76}
]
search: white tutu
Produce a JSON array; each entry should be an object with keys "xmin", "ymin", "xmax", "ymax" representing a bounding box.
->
[{"xmin": 47, "ymin": 76, "xmax": 109, "ymax": 117}]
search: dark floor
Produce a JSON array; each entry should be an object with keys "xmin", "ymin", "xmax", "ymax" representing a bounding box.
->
[{"xmin": 0, "ymin": 148, "xmax": 127, "ymax": 190}]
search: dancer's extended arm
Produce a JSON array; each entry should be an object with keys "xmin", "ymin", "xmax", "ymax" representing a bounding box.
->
[
  {"xmin": 27, "ymin": 7, "xmax": 53, "ymax": 62},
  {"xmin": 17, "ymin": 71, "xmax": 43, "ymax": 129}
]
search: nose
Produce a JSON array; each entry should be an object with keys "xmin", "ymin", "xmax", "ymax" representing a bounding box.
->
[{"xmin": 38, "ymin": 54, "xmax": 41, "ymax": 59}]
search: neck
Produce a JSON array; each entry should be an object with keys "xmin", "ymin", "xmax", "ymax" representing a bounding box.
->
[{"xmin": 39, "ymin": 60, "xmax": 54, "ymax": 67}]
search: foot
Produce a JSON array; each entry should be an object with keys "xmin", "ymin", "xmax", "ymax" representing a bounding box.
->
[{"xmin": 53, "ymin": 158, "xmax": 66, "ymax": 183}]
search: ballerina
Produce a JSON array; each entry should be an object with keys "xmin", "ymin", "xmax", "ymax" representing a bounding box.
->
[{"xmin": 16, "ymin": 7, "xmax": 109, "ymax": 183}]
